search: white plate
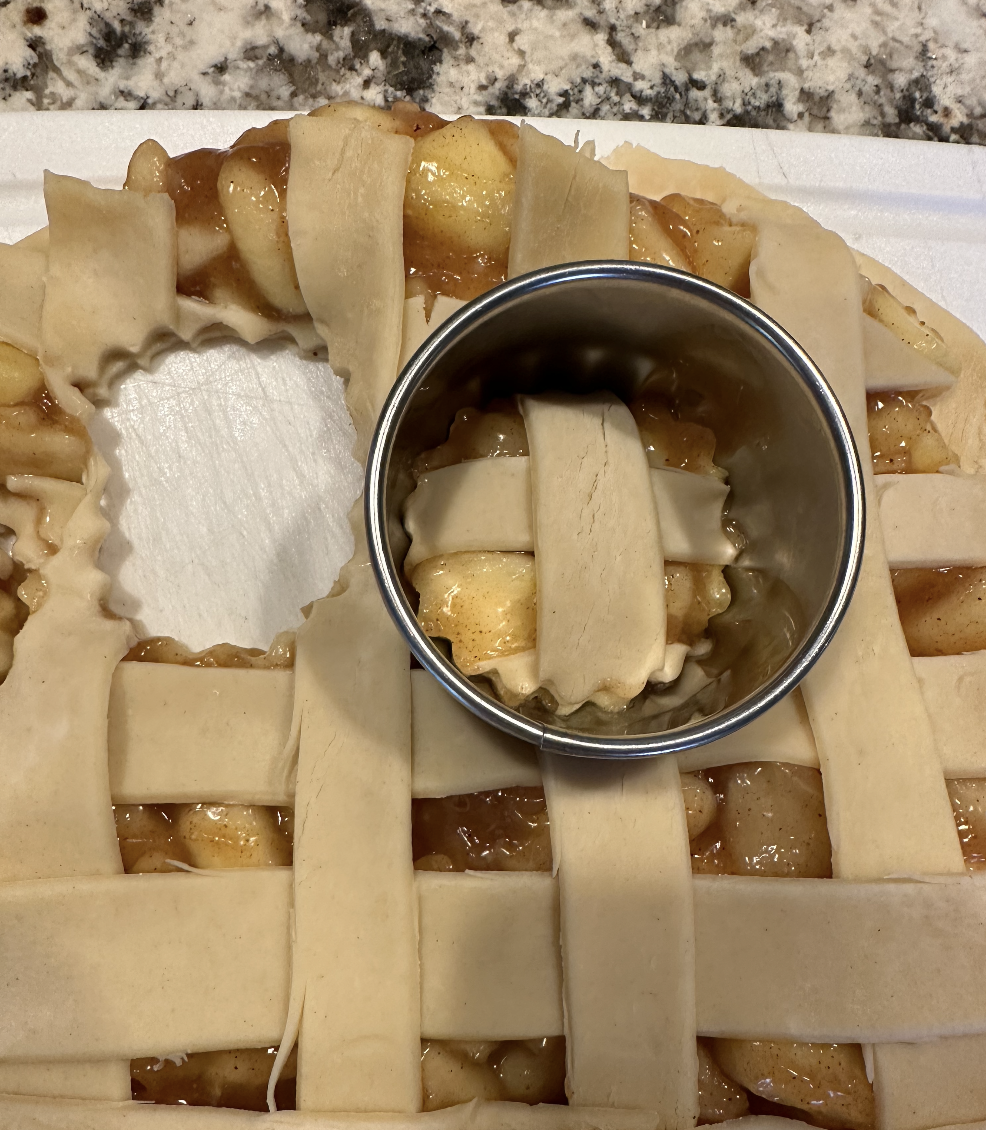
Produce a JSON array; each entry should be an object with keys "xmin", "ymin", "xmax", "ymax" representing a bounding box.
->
[{"xmin": 1, "ymin": 112, "xmax": 984, "ymax": 649}]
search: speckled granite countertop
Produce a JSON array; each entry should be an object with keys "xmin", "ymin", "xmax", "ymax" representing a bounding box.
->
[{"xmin": 1, "ymin": 0, "xmax": 984, "ymax": 142}]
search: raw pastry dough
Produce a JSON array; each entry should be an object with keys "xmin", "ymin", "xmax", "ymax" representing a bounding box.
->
[
  {"xmin": 290, "ymin": 562, "xmax": 420, "ymax": 1113},
  {"xmin": 509, "ymin": 127, "xmax": 629, "ymax": 278},
  {"xmin": 0, "ymin": 242, "xmax": 46, "ymax": 355},
  {"xmin": 0, "ymin": 1061, "xmax": 130, "ymax": 1103},
  {"xmin": 417, "ymin": 871, "xmax": 563, "ymax": 1040},
  {"xmin": 604, "ymin": 143, "xmax": 765, "ymax": 210},
  {"xmin": 913, "ymin": 652, "xmax": 986, "ymax": 777},
  {"xmin": 6, "ymin": 109, "xmax": 986, "ymax": 1129},
  {"xmin": 109, "ymin": 664, "xmax": 541, "ymax": 807},
  {"xmin": 693, "ymin": 874, "xmax": 986, "ymax": 1042},
  {"xmin": 542, "ymin": 755, "xmax": 697, "ymax": 1123},
  {"xmin": 405, "ymin": 457, "xmax": 534, "ymax": 571},
  {"xmin": 878, "ymin": 470, "xmax": 986, "ymax": 568},
  {"xmin": 399, "ymin": 295, "xmax": 467, "ymax": 372},
  {"xmin": 0, "ymin": 869, "xmax": 291, "ymax": 1059},
  {"xmin": 6, "ymin": 475, "xmax": 86, "ymax": 550},
  {"xmin": 287, "ymin": 118, "xmax": 412, "ymax": 458},
  {"xmin": 649, "ymin": 468, "xmax": 736, "ymax": 566},
  {"xmin": 0, "ymin": 488, "xmax": 52, "ymax": 569},
  {"xmin": 107, "ymin": 664, "xmax": 295, "ymax": 805},
  {"xmin": 0, "ymin": 1095, "xmax": 674, "ymax": 1130},
  {"xmin": 674, "ymin": 690, "xmax": 818, "ymax": 774},
  {"xmin": 863, "ymin": 315, "xmax": 955, "ymax": 393},
  {"xmin": 0, "ymin": 455, "xmax": 131, "ymax": 883},
  {"xmin": 872, "ymin": 1036, "xmax": 986, "ymax": 1130},
  {"xmin": 855, "ymin": 252, "xmax": 986, "ymax": 475},
  {"xmin": 520, "ymin": 393, "xmax": 667, "ymax": 711},
  {"xmin": 174, "ymin": 292, "xmax": 324, "ymax": 355},
  {"xmin": 40, "ymin": 173, "xmax": 178, "ymax": 411},
  {"xmin": 748, "ymin": 214, "xmax": 965, "ymax": 880},
  {"xmin": 410, "ymin": 669, "xmax": 540, "ymax": 797}
]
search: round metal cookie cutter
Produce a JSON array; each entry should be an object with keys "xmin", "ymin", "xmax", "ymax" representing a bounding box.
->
[{"xmin": 366, "ymin": 262, "xmax": 864, "ymax": 758}]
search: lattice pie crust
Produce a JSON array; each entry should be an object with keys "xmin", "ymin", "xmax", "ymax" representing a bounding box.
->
[{"xmin": 0, "ymin": 104, "xmax": 986, "ymax": 1130}]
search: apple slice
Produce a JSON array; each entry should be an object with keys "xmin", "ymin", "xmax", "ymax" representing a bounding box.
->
[
  {"xmin": 218, "ymin": 145, "xmax": 307, "ymax": 316},
  {"xmin": 0, "ymin": 343, "xmax": 44, "ymax": 406}
]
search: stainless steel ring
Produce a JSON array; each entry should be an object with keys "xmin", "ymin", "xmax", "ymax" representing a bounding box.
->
[{"xmin": 366, "ymin": 261, "xmax": 864, "ymax": 758}]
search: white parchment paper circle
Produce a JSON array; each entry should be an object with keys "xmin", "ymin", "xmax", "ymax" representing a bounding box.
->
[{"xmin": 92, "ymin": 340, "xmax": 362, "ymax": 651}]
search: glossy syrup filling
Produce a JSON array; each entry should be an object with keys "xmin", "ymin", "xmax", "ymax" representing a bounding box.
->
[
  {"xmin": 947, "ymin": 779, "xmax": 986, "ymax": 870},
  {"xmin": 124, "ymin": 631, "xmax": 295, "ymax": 669},
  {"xmin": 131, "ymin": 1047, "xmax": 296, "ymax": 1111},
  {"xmin": 403, "ymin": 115, "xmax": 519, "ymax": 307},
  {"xmin": 866, "ymin": 390, "xmax": 955, "ymax": 474},
  {"xmin": 114, "ymin": 803, "xmax": 293, "ymax": 873},
  {"xmin": 892, "ymin": 566, "xmax": 986, "ymax": 657},
  {"xmin": 155, "ymin": 126, "xmax": 305, "ymax": 322},
  {"xmin": 412, "ymin": 787, "xmax": 551, "ymax": 873},
  {"xmin": 0, "ymin": 383, "xmax": 90, "ymax": 483},
  {"xmin": 421, "ymin": 1037, "xmax": 566, "ymax": 1110}
]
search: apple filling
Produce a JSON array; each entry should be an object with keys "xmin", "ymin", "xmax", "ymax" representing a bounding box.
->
[
  {"xmin": 114, "ymin": 803, "xmax": 293, "ymax": 873},
  {"xmin": 0, "ymin": 342, "xmax": 92, "ymax": 676},
  {"xmin": 422, "ymin": 1038, "xmax": 566, "ymax": 1111},
  {"xmin": 414, "ymin": 760, "xmax": 982, "ymax": 879},
  {"xmin": 413, "ymin": 552, "xmax": 537, "ymax": 679},
  {"xmin": 862, "ymin": 279, "xmax": 961, "ymax": 379},
  {"xmin": 301, "ymin": 97, "xmax": 494, "ymax": 315},
  {"xmin": 410, "ymin": 771, "xmax": 872, "ymax": 1128},
  {"xmin": 947, "ymin": 779, "xmax": 986, "ymax": 870},
  {"xmin": 892, "ymin": 567, "xmax": 986, "ymax": 656},
  {"xmin": 630, "ymin": 194, "xmax": 755, "ymax": 296},
  {"xmin": 421, "ymin": 1033, "xmax": 873, "ymax": 1126},
  {"xmin": 414, "ymin": 400, "xmax": 529, "ymax": 476},
  {"xmin": 412, "ymin": 787, "xmax": 551, "ymax": 873},
  {"xmin": 707, "ymin": 1039, "xmax": 874, "ymax": 1130},
  {"xmin": 119, "ymin": 802, "xmax": 294, "ymax": 1107},
  {"xmin": 126, "ymin": 120, "xmax": 307, "ymax": 322},
  {"xmin": 2, "ymin": 107, "xmax": 975, "ymax": 1125},
  {"xmin": 125, "ymin": 102, "xmax": 521, "ymax": 328},
  {"xmin": 0, "ymin": 343, "xmax": 89, "ymax": 482},
  {"xmin": 860, "ymin": 278, "xmax": 959, "ymax": 476},
  {"xmin": 131, "ymin": 1046, "xmax": 296, "ymax": 1111},
  {"xmin": 866, "ymin": 391, "xmax": 955, "ymax": 474},
  {"xmin": 421, "ymin": 1031, "xmax": 873, "ymax": 1127},
  {"xmin": 411, "ymin": 767, "xmax": 832, "ymax": 879},
  {"xmin": 631, "ymin": 392, "xmax": 722, "ymax": 476},
  {"xmin": 401, "ymin": 122, "xmax": 756, "ymax": 313},
  {"xmin": 420, "ymin": 1030, "xmax": 872, "ymax": 1125},
  {"xmin": 124, "ymin": 631, "xmax": 295, "ymax": 669},
  {"xmin": 403, "ymin": 115, "xmax": 519, "ymax": 307},
  {"xmin": 412, "ymin": 553, "xmax": 731, "ymax": 693},
  {"xmin": 698, "ymin": 1040, "xmax": 751, "ymax": 1122},
  {"xmin": 688, "ymin": 763, "xmax": 833, "ymax": 877}
]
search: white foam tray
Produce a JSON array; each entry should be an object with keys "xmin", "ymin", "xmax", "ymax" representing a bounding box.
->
[{"xmin": 1, "ymin": 112, "xmax": 984, "ymax": 650}]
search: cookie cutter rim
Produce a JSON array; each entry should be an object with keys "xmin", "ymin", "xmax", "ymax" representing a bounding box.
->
[{"xmin": 366, "ymin": 261, "xmax": 864, "ymax": 759}]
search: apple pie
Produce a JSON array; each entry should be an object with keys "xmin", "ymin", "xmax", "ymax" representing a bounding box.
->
[{"xmin": 0, "ymin": 103, "xmax": 984, "ymax": 1130}]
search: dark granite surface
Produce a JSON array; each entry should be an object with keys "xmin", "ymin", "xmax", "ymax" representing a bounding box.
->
[{"xmin": 1, "ymin": 0, "xmax": 984, "ymax": 142}]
